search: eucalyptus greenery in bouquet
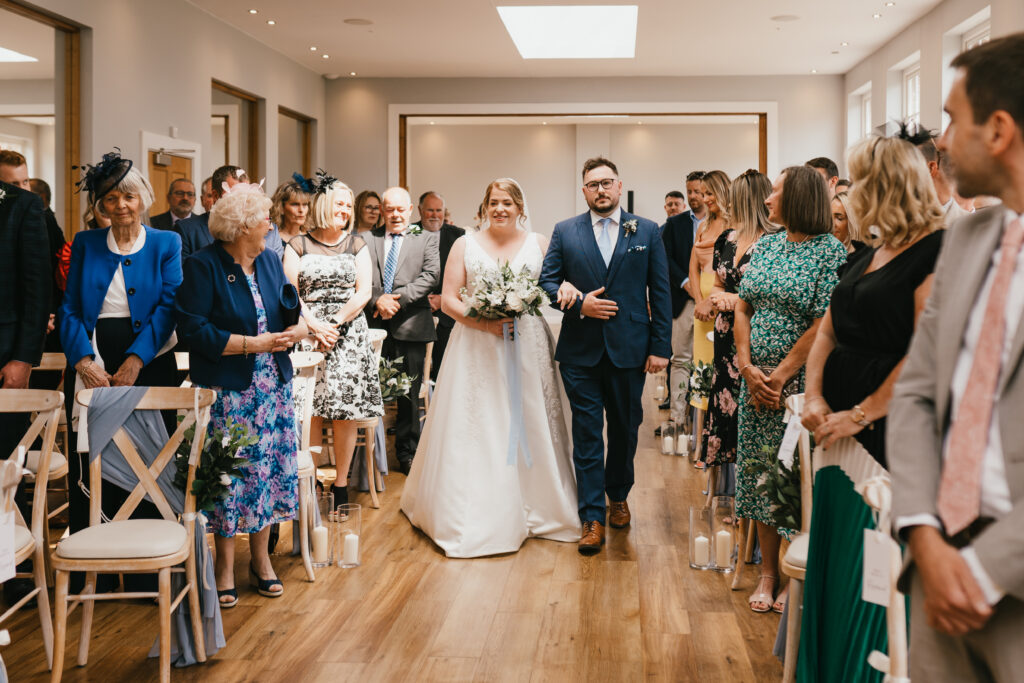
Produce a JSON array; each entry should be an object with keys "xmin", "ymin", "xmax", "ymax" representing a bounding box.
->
[
  {"xmin": 174, "ymin": 417, "xmax": 254, "ymax": 513},
  {"xmin": 746, "ymin": 444, "xmax": 802, "ymax": 531},
  {"xmin": 379, "ymin": 356, "xmax": 416, "ymax": 403},
  {"xmin": 460, "ymin": 263, "xmax": 549, "ymax": 319},
  {"xmin": 681, "ymin": 360, "xmax": 714, "ymax": 401}
]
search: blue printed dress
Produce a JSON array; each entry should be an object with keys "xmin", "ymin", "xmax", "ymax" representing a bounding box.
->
[{"xmin": 205, "ymin": 272, "xmax": 299, "ymax": 536}]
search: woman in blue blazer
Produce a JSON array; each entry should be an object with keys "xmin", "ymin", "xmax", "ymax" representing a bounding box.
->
[
  {"xmin": 174, "ymin": 183, "xmax": 305, "ymax": 607},
  {"xmin": 58, "ymin": 153, "xmax": 183, "ymax": 593}
]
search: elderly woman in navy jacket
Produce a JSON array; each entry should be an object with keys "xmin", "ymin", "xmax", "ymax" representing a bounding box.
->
[
  {"xmin": 59, "ymin": 153, "xmax": 182, "ymax": 593},
  {"xmin": 175, "ymin": 182, "xmax": 305, "ymax": 607}
]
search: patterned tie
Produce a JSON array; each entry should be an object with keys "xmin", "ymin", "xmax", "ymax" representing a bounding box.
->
[
  {"xmin": 597, "ymin": 217, "xmax": 613, "ymax": 266},
  {"xmin": 383, "ymin": 234, "xmax": 402, "ymax": 294},
  {"xmin": 938, "ymin": 217, "xmax": 1024, "ymax": 535}
]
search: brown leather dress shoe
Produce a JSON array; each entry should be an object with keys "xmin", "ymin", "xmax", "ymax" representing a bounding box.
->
[
  {"xmin": 608, "ymin": 500, "xmax": 631, "ymax": 528},
  {"xmin": 578, "ymin": 520, "xmax": 605, "ymax": 555}
]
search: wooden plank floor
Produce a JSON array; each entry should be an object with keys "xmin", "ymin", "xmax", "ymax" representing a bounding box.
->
[{"xmin": 3, "ymin": 385, "xmax": 784, "ymax": 682}]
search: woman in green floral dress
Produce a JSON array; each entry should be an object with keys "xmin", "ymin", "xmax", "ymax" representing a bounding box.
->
[{"xmin": 734, "ymin": 166, "xmax": 847, "ymax": 614}]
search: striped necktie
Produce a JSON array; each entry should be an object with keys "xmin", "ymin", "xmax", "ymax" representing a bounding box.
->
[{"xmin": 383, "ymin": 234, "xmax": 402, "ymax": 294}]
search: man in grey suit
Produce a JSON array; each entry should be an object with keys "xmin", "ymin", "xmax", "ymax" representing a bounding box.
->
[
  {"xmin": 365, "ymin": 187, "xmax": 439, "ymax": 474},
  {"xmin": 149, "ymin": 178, "xmax": 196, "ymax": 230},
  {"xmin": 889, "ymin": 32, "xmax": 1024, "ymax": 681}
]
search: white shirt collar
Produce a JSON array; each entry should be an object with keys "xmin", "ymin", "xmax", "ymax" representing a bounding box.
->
[{"xmin": 590, "ymin": 206, "xmax": 622, "ymax": 227}]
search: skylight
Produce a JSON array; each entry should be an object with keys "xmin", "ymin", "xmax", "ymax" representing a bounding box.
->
[
  {"xmin": 0, "ymin": 46, "xmax": 38, "ymax": 63},
  {"xmin": 497, "ymin": 5, "xmax": 638, "ymax": 59}
]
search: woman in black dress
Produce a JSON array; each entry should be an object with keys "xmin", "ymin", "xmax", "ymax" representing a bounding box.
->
[
  {"xmin": 797, "ymin": 135, "xmax": 945, "ymax": 680},
  {"xmin": 703, "ymin": 170, "xmax": 774, "ymax": 467}
]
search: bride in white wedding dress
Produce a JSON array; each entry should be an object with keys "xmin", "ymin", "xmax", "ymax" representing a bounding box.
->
[{"xmin": 400, "ymin": 179, "xmax": 582, "ymax": 557}]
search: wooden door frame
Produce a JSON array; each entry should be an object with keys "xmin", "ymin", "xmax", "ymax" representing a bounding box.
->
[
  {"xmin": 278, "ymin": 105, "xmax": 313, "ymax": 177},
  {"xmin": 212, "ymin": 79, "xmax": 260, "ymax": 177},
  {"xmin": 0, "ymin": 0, "xmax": 81, "ymax": 236}
]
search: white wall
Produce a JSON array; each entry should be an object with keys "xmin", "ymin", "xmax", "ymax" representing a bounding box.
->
[
  {"xmin": 326, "ymin": 75, "xmax": 844, "ymax": 198},
  {"xmin": 29, "ymin": 0, "xmax": 326, "ymax": 229},
  {"xmin": 844, "ymin": 0, "xmax": 1024, "ymax": 152}
]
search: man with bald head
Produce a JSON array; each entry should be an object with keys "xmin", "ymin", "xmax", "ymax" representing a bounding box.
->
[{"xmin": 364, "ymin": 187, "xmax": 440, "ymax": 473}]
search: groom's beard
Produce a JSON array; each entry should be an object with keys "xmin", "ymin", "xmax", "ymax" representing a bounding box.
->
[{"xmin": 588, "ymin": 195, "xmax": 619, "ymax": 214}]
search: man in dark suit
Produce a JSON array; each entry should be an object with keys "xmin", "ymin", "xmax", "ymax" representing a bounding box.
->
[
  {"xmin": 364, "ymin": 187, "xmax": 440, "ymax": 474},
  {"xmin": 661, "ymin": 207, "xmax": 697, "ymax": 428},
  {"xmin": 149, "ymin": 178, "xmax": 196, "ymax": 231},
  {"xmin": 175, "ymin": 166, "xmax": 283, "ymax": 260},
  {"xmin": 540, "ymin": 157, "xmax": 671, "ymax": 554},
  {"xmin": 414, "ymin": 191, "xmax": 465, "ymax": 381}
]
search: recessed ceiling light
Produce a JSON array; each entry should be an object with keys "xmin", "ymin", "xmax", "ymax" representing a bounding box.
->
[
  {"xmin": 344, "ymin": 18, "xmax": 373, "ymax": 26},
  {"xmin": 497, "ymin": 6, "xmax": 638, "ymax": 59},
  {"xmin": 266, "ymin": 19, "xmax": 275, "ymax": 25},
  {"xmin": 810, "ymin": 69, "xmax": 818, "ymax": 74},
  {"xmin": 350, "ymin": 71, "xmax": 357, "ymax": 76},
  {"xmin": 770, "ymin": 14, "xmax": 800, "ymax": 22},
  {"xmin": 885, "ymin": 1, "xmax": 895, "ymax": 6},
  {"xmin": 873, "ymin": 13, "xmax": 882, "ymax": 19},
  {"xmin": 430, "ymin": 121, "xmax": 435, "ymax": 125},
  {"xmin": 0, "ymin": 46, "xmax": 38, "ymax": 63},
  {"xmin": 310, "ymin": 46, "xmax": 317, "ymax": 51},
  {"xmin": 248, "ymin": 8, "xmax": 257, "ymax": 14},
  {"xmin": 542, "ymin": 121, "xmax": 547, "ymax": 125},
  {"xmin": 637, "ymin": 121, "xmax": 643, "ymax": 125},
  {"xmin": 322, "ymin": 54, "xmax": 329, "ymax": 59},
  {"xmin": 841, "ymin": 41, "xmax": 849, "ymax": 46}
]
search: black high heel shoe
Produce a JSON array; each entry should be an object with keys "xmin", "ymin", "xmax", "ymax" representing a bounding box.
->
[
  {"xmin": 249, "ymin": 562, "xmax": 283, "ymax": 598},
  {"xmin": 332, "ymin": 483, "xmax": 349, "ymax": 506}
]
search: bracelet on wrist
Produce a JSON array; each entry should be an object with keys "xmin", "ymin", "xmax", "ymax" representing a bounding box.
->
[{"xmin": 739, "ymin": 363, "xmax": 754, "ymax": 375}]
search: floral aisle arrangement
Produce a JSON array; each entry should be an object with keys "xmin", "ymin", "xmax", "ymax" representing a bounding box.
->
[
  {"xmin": 682, "ymin": 360, "xmax": 714, "ymax": 410},
  {"xmin": 378, "ymin": 356, "xmax": 416, "ymax": 404},
  {"xmin": 746, "ymin": 444, "xmax": 802, "ymax": 531},
  {"xmin": 174, "ymin": 417, "xmax": 254, "ymax": 513}
]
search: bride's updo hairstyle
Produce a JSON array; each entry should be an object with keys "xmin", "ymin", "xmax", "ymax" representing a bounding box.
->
[{"xmin": 483, "ymin": 178, "xmax": 527, "ymax": 227}]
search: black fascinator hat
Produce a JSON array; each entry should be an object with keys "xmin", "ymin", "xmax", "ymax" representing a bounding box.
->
[
  {"xmin": 311, "ymin": 168, "xmax": 339, "ymax": 195},
  {"xmin": 74, "ymin": 148, "xmax": 133, "ymax": 203}
]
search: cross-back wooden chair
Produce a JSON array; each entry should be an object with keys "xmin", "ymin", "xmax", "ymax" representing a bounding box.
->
[
  {"xmin": 0, "ymin": 389, "xmax": 61, "ymax": 671},
  {"xmin": 781, "ymin": 393, "xmax": 812, "ymax": 683},
  {"xmin": 353, "ymin": 329, "xmax": 388, "ymax": 509},
  {"xmin": 290, "ymin": 350, "xmax": 323, "ymax": 582},
  {"xmin": 30, "ymin": 354, "xmax": 72, "ymax": 578},
  {"xmin": 50, "ymin": 387, "xmax": 215, "ymax": 683}
]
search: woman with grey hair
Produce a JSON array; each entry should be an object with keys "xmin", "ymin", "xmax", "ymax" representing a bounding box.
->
[
  {"xmin": 59, "ymin": 150, "xmax": 183, "ymax": 592},
  {"xmin": 175, "ymin": 182, "xmax": 306, "ymax": 606}
]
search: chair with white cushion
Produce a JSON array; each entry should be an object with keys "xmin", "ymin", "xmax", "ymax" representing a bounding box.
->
[
  {"xmin": 0, "ymin": 389, "xmax": 61, "ymax": 671},
  {"xmin": 50, "ymin": 387, "xmax": 214, "ymax": 683},
  {"xmin": 781, "ymin": 393, "xmax": 811, "ymax": 683},
  {"xmin": 289, "ymin": 350, "xmax": 324, "ymax": 582}
]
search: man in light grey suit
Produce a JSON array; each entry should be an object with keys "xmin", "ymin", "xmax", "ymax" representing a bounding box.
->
[
  {"xmin": 889, "ymin": 32, "xmax": 1024, "ymax": 681},
  {"xmin": 364, "ymin": 187, "xmax": 439, "ymax": 473}
]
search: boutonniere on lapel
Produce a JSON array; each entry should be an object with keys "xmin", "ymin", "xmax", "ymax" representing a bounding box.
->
[
  {"xmin": 623, "ymin": 219, "xmax": 638, "ymax": 236},
  {"xmin": 0, "ymin": 187, "xmax": 6, "ymax": 206},
  {"xmin": 628, "ymin": 245, "xmax": 647, "ymax": 253},
  {"xmin": 407, "ymin": 224, "xmax": 423, "ymax": 236}
]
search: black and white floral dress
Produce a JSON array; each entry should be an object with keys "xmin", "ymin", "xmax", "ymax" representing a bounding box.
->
[{"xmin": 289, "ymin": 233, "xmax": 384, "ymax": 421}]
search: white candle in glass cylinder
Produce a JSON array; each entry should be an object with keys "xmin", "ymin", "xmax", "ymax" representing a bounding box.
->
[
  {"xmin": 715, "ymin": 530, "xmax": 732, "ymax": 568},
  {"xmin": 654, "ymin": 384, "xmax": 667, "ymax": 401},
  {"xmin": 694, "ymin": 535, "xmax": 710, "ymax": 566},
  {"xmin": 676, "ymin": 434, "xmax": 688, "ymax": 453},
  {"xmin": 311, "ymin": 526, "xmax": 328, "ymax": 563},
  {"xmin": 662, "ymin": 436, "xmax": 673, "ymax": 452},
  {"xmin": 343, "ymin": 533, "xmax": 360, "ymax": 565}
]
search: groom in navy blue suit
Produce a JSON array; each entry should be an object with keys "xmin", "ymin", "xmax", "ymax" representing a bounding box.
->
[{"xmin": 540, "ymin": 157, "xmax": 672, "ymax": 554}]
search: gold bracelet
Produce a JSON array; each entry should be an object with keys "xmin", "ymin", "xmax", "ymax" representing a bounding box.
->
[{"xmin": 242, "ymin": 336, "xmax": 248, "ymax": 357}]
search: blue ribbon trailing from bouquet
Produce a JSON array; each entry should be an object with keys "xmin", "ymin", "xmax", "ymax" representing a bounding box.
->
[{"xmin": 503, "ymin": 319, "xmax": 533, "ymax": 468}]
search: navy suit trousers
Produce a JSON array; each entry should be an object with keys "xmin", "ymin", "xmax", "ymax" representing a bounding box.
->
[{"xmin": 560, "ymin": 355, "xmax": 645, "ymax": 523}]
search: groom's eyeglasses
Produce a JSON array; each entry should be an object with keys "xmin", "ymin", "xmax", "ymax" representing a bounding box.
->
[{"xmin": 583, "ymin": 179, "xmax": 617, "ymax": 192}]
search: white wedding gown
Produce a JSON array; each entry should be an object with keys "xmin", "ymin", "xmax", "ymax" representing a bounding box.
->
[{"xmin": 400, "ymin": 233, "xmax": 582, "ymax": 557}]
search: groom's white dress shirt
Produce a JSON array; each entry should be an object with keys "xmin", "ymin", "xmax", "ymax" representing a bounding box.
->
[{"xmin": 590, "ymin": 207, "xmax": 622, "ymax": 253}]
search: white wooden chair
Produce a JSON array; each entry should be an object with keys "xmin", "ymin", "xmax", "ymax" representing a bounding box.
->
[
  {"xmin": 420, "ymin": 340, "xmax": 434, "ymax": 417},
  {"xmin": 290, "ymin": 350, "xmax": 324, "ymax": 582},
  {"xmin": 50, "ymin": 387, "xmax": 214, "ymax": 683},
  {"xmin": 781, "ymin": 393, "xmax": 811, "ymax": 683},
  {"xmin": 354, "ymin": 329, "xmax": 388, "ymax": 509},
  {"xmin": 0, "ymin": 389, "xmax": 61, "ymax": 671}
]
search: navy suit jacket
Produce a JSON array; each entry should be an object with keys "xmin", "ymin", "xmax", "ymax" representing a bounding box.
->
[
  {"xmin": 174, "ymin": 242, "xmax": 296, "ymax": 391},
  {"xmin": 59, "ymin": 226, "xmax": 182, "ymax": 367},
  {"xmin": 539, "ymin": 210, "xmax": 672, "ymax": 368},
  {"xmin": 660, "ymin": 211, "xmax": 696, "ymax": 317},
  {"xmin": 176, "ymin": 213, "xmax": 284, "ymax": 261},
  {"xmin": 0, "ymin": 180, "xmax": 50, "ymax": 368}
]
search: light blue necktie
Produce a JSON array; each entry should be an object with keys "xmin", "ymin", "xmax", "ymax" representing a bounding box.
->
[
  {"xmin": 597, "ymin": 217, "xmax": 613, "ymax": 266},
  {"xmin": 383, "ymin": 234, "xmax": 402, "ymax": 293}
]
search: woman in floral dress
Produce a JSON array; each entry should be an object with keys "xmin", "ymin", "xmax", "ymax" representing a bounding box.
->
[
  {"xmin": 703, "ymin": 171, "xmax": 773, "ymax": 467},
  {"xmin": 283, "ymin": 172, "xmax": 384, "ymax": 505},
  {"xmin": 734, "ymin": 167, "xmax": 847, "ymax": 614}
]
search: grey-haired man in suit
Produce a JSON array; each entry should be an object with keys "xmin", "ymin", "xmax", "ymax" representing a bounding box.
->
[
  {"xmin": 149, "ymin": 178, "xmax": 196, "ymax": 231},
  {"xmin": 364, "ymin": 187, "xmax": 439, "ymax": 474},
  {"xmin": 889, "ymin": 32, "xmax": 1024, "ymax": 681}
]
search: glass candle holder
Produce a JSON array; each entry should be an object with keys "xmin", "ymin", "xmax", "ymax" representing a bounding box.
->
[
  {"xmin": 710, "ymin": 495, "xmax": 736, "ymax": 573},
  {"xmin": 311, "ymin": 491, "xmax": 334, "ymax": 568},
  {"xmin": 674, "ymin": 423, "xmax": 691, "ymax": 456},
  {"xmin": 335, "ymin": 503, "xmax": 362, "ymax": 568},
  {"xmin": 660, "ymin": 421, "xmax": 676, "ymax": 455},
  {"xmin": 689, "ymin": 505, "xmax": 712, "ymax": 570},
  {"xmin": 653, "ymin": 377, "xmax": 668, "ymax": 402}
]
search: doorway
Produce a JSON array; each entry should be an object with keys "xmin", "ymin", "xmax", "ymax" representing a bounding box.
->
[{"xmin": 147, "ymin": 152, "xmax": 193, "ymax": 216}]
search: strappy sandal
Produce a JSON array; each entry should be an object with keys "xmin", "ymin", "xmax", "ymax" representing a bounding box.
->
[
  {"xmin": 217, "ymin": 588, "xmax": 238, "ymax": 608},
  {"xmin": 749, "ymin": 574, "xmax": 777, "ymax": 613},
  {"xmin": 249, "ymin": 562, "xmax": 284, "ymax": 598},
  {"xmin": 772, "ymin": 585, "xmax": 789, "ymax": 614}
]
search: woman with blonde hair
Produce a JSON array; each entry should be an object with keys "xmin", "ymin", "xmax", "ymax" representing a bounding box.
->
[
  {"xmin": 689, "ymin": 170, "xmax": 731, "ymax": 372},
  {"xmin": 270, "ymin": 181, "xmax": 310, "ymax": 244},
  {"xmin": 797, "ymin": 135, "xmax": 945, "ymax": 680},
  {"xmin": 283, "ymin": 171, "xmax": 383, "ymax": 505},
  {"xmin": 830, "ymin": 191, "xmax": 862, "ymax": 251}
]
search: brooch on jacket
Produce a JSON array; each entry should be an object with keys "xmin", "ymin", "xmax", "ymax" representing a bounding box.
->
[
  {"xmin": 407, "ymin": 224, "xmax": 423, "ymax": 236},
  {"xmin": 0, "ymin": 187, "xmax": 6, "ymax": 206},
  {"xmin": 628, "ymin": 245, "xmax": 647, "ymax": 253},
  {"xmin": 623, "ymin": 219, "xmax": 638, "ymax": 236}
]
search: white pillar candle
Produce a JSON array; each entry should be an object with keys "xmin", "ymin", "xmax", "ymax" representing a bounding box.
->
[
  {"xmin": 311, "ymin": 526, "xmax": 329, "ymax": 563},
  {"xmin": 675, "ymin": 434, "xmax": 689, "ymax": 453},
  {"xmin": 715, "ymin": 530, "xmax": 732, "ymax": 568},
  {"xmin": 343, "ymin": 533, "xmax": 360, "ymax": 565},
  {"xmin": 662, "ymin": 436, "xmax": 673, "ymax": 453},
  {"xmin": 693, "ymin": 535, "xmax": 710, "ymax": 566},
  {"xmin": 654, "ymin": 384, "xmax": 667, "ymax": 401}
]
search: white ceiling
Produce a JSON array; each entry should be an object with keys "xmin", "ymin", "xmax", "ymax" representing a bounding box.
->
[
  {"xmin": 187, "ymin": 0, "xmax": 944, "ymax": 78},
  {"xmin": 0, "ymin": 8, "xmax": 55, "ymax": 79}
]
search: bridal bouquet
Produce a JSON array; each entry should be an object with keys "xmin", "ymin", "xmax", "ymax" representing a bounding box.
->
[
  {"xmin": 460, "ymin": 264, "xmax": 549, "ymax": 319},
  {"xmin": 379, "ymin": 356, "xmax": 416, "ymax": 403}
]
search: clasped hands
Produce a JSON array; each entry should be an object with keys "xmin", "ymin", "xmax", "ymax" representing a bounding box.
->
[
  {"xmin": 741, "ymin": 366, "xmax": 788, "ymax": 410},
  {"xmin": 75, "ymin": 354, "xmax": 145, "ymax": 388},
  {"xmin": 799, "ymin": 396, "xmax": 865, "ymax": 448},
  {"xmin": 375, "ymin": 293, "xmax": 402, "ymax": 321}
]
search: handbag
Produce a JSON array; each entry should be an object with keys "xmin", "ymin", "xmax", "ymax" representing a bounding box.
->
[{"xmin": 280, "ymin": 283, "xmax": 301, "ymax": 327}]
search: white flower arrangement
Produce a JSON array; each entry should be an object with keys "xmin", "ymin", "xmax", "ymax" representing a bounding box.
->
[
  {"xmin": 460, "ymin": 263, "xmax": 549, "ymax": 320},
  {"xmin": 0, "ymin": 187, "xmax": 6, "ymax": 205}
]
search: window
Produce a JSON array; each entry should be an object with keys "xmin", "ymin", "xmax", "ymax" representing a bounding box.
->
[
  {"xmin": 861, "ymin": 92, "xmax": 873, "ymax": 139},
  {"xmin": 903, "ymin": 64, "xmax": 921, "ymax": 127},
  {"xmin": 963, "ymin": 21, "xmax": 991, "ymax": 51}
]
